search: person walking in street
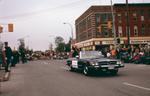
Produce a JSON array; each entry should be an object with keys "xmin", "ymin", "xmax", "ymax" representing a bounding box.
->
[
  {"xmin": 72, "ymin": 46, "xmax": 80, "ymax": 57},
  {"xmin": 19, "ymin": 47, "xmax": 26, "ymax": 63},
  {"xmin": 11, "ymin": 49, "xmax": 19, "ymax": 67},
  {"xmin": 110, "ymin": 47, "xmax": 117, "ymax": 58},
  {"xmin": 0, "ymin": 42, "xmax": 3, "ymax": 69},
  {"xmin": 4, "ymin": 42, "xmax": 13, "ymax": 72},
  {"xmin": 0, "ymin": 42, "xmax": 6, "ymax": 70}
]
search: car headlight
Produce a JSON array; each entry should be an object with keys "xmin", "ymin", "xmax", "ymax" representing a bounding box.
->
[
  {"xmin": 89, "ymin": 61, "xmax": 98, "ymax": 66},
  {"xmin": 117, "ymin": 61, "xmax": 122, "ymax": 64}
]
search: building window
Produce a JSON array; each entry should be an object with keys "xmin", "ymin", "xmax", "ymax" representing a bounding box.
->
[
  {"xmin": 133, "ymin": 12, "xmax": 137, "ymax": 22},
  {"xmin": 104, "ymin": 31, "xmax": 109, "ymax": 37},
  {"xmin": 95, "ymin": 14, "xmax": 102, "ymax": 38},
  {"xmin": 87, "ymin": 16, "xmax": 91, "ymax": 28},
  {"xmin": 134, "ymin": 25, "xmax": 138, "ymax": 36},
  {"xmin": 101, "ymin": 14, "xmax": 107, "ymax": 23},
  {"xmin": 141, "ymin": 24, "xmax": 145, "ymax": 36},
  {"xmin": 96, "ymin": 15, "xmax": 100, "ymax": 23},
  {"xmin": 118, "ymin": 26, "xmax": 123, "ymax": 37},
  {"xmin": 101, "ymin": 13, "xmax": 111, "ymax": 23},
  {"xmin": 141, "ymin": 16, "xmax": 144, "ymax": 21},
  {"xmin": 102, "ymin": 28, "xmax": 109, "ymax": 37},
  {"xmin": 117, "ymin": 13, "xmax": 122, "ymax": 23}
]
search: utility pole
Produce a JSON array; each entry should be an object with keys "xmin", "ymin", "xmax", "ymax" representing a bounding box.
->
[
  {"xmin": 126, "ymin": 0, "xmax": 130, "ymax": 46},
  {"xmin": 110, "ymin": 0, "xmax": 117, "ymax": 48}
]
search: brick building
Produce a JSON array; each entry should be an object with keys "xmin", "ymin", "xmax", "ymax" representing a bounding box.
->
[{"xmin": 75, "ymin": 3, "xmax": 150, "ymax": 51}]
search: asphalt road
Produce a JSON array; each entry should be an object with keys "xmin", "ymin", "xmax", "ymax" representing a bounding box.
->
[{"xmin": 1, "ymin": 60, "xmax": 150, "ymax": 96}]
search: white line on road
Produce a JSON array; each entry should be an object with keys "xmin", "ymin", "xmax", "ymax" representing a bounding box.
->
[
  {"xmin": 136, "ymin": 65, "xmax": 147, "ymax": 67},
  {"xmin": 123, "ymin": 82, "xmax": 150, "ymax": 91}
]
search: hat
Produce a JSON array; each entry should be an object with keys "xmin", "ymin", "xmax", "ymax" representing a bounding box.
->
[{"xmin": 4, "ymin": 42, "xmax": 8, "ymax": 46}]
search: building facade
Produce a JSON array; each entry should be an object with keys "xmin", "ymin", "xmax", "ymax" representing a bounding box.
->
[{"xmin": 75, "ymin": 3, "xmax": 150, "ymax": 51}]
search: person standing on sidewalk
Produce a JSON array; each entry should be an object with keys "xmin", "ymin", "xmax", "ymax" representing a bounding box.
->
[
  {"xmin": 0, "ymin": 42, "xmax": 6, "ymax": 70},
  {"xmin": 0, "ymin": 42, "xmax": 3, "ymax": 69},
  {"xmin": 4, "ymin": 42, "xmax": 13, "ymax": 72}
]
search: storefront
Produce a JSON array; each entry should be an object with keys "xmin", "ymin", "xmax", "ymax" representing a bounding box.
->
[{"xmin": 75, "ymin": 37, "xmax": 150, "ymax": 51}]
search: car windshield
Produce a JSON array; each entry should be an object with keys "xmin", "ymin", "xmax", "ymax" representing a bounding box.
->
[{"xmin": 80, "ymin": 51, "xmax": 104, "ymax": 59}]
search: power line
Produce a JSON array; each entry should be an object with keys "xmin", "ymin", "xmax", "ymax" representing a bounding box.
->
[{"xmin": 0, "ymin": 0, "xmax": 93, "ymax": 19}]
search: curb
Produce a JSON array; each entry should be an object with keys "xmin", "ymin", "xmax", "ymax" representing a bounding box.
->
[
  {"xmin": 3, "ymin": 72, "xmax": 11, "ymax": 81},
  {"xmin": 0, "ymin": 72, "xmax": 11, "ymax": 82}
]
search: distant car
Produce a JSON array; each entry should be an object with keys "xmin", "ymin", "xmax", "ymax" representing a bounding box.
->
[
  {"xmin": 66, "ymin": 51, "xmax": 124, "ymax": 76},
  {"xmin": 26, "ymin": 54, "xmax": 33, "ymax": 61}
]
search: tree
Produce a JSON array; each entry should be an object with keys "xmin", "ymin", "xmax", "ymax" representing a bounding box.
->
[
  {"xmin": 55, "ymin": 36, "xmax": 64, "ymax": 47},
  {"xmin": 64, "ymin": 37, "xmax": 72, "ymax": 52},
  {"xmin": 55, "ymin": 36, "xmax": 65, "ymax": 52},
  {"xmin": 55, "ymin": 43, "xmax": 66, "ymax": 52},
  {"xmin": 54, "ymin": 36, "xmax": 72, "ymax": 52}
]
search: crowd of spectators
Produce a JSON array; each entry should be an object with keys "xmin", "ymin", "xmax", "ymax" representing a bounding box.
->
[{"xmin": 101, "ymin": 44, "xmax": 150, "ymax": 64}]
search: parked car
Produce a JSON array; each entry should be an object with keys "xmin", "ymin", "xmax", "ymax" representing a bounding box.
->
[{"xmin": 66, "ymin": 51, "xmax": 124, "ymax": 76}]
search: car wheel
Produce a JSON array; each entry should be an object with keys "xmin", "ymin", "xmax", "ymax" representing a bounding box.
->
[
  {"xmin": 110, "ymin": 69, "xmax": 118, "ymax": 75},
  {"xmin": 83, "ymin": 66, "xmax": 90, "ymax": 76}
]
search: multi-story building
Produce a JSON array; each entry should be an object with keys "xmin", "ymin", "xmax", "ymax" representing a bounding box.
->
[
  {"xmin": 114, "ymin": 3, "xmax": 150, "ymax": 45},
  {"xmin": 75, "ymin": 3, "xmax": 150, "ymax": 51}
]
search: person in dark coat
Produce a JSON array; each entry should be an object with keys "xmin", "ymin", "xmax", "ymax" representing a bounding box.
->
[
  {"xmin": 4, "ymin": 42, "xmax": 13, "ymax": 72},
  {"xmin": 11, "ymin": 49, "xmax": 19, "ymax": 67},
  {"xmin": 19, "ymin": 46, "xmax": 27, "ymax": 63},
  {"xmin": 0, "ymin": 42, "xmax": 6, "ymax": 69},
  {"xmin": 72, "ymin": 46, "xmax": 79, "ymax": 57}
]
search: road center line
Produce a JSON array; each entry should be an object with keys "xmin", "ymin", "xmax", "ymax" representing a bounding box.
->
[{"xmin": 123, "ymin": 82, "xmax": 150, "ymax": 91}]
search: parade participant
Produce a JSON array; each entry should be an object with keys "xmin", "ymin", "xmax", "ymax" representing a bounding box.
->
[
  {"xmin": 11, "ymin": 48, "xmax": 20, "ymax": 67},
  {"xmin": 0, "ymin": 42, "xmax": 6, "ymax": 69},
  {"xmin": 4, "ymin": 42, "xmax": 13, "ymax": 72}
]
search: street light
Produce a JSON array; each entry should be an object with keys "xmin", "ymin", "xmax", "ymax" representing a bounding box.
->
[
  {"xmin": 63, "ymin": 22, "xmax": 74, "ymax": 40},
  {"xmin": 17, "ymin": 35, "xmax": 29, "ymax": 41},
  {"xmin": 17, "ymin": 35, "xmax": 30, "ymax": 48}
]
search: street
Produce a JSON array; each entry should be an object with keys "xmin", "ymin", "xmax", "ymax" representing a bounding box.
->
[{"xmin": 1, "ymin": 60, "xmax": 150, "ymax": 96}]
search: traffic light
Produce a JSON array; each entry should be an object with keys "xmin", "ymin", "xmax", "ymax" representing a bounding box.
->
[
  {"xmin": 0, "ymin": 25, "xmax": 3, "ymax": 33},
  {"xmin": 117, "ymin": 38, "xmax": 120, "ymax": 44},
  {"xmin": 8, "ymin": 23, "xmax": 13, "ymax": 32},
  {"xmin": 107, "ymin": 21, "xmax": 112, "ymax": 29}
]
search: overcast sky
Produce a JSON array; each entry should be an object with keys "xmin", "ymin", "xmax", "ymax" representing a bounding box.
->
[{"xmin": 0, "ymin": 0, "xmax": 149, "ymax": 51}]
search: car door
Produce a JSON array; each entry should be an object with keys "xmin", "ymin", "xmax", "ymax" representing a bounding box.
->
[
  {"xmin": 78, "ymin": 59, "xmax": 85, "ymax": 69},
  {"xmin": 71, "ymin": 59, "xmax": 79, "ymax": 69}
]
